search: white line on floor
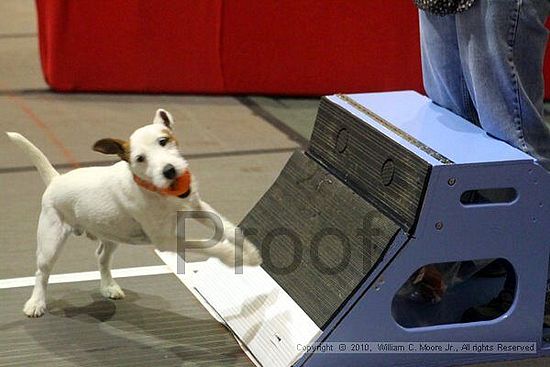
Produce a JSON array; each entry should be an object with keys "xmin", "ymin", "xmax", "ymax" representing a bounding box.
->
[{"xmin": 0, "ymin": 265, "xmax": 172, "ymax": 289}]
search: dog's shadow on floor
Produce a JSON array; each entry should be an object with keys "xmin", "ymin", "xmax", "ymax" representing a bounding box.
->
[{"xmin": 21, "ymin": 289, "xmax": 251, "ymax": 367}]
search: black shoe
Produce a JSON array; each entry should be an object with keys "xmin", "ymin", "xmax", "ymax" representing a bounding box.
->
[{"xmin": 461, "ymin": 290, "xmax": 514, "ymax": 323}]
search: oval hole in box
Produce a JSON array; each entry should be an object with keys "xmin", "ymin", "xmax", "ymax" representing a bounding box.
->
[
  {"xmin": 392, "ymin": 259, "xmax": 515, "ymax": 328},
  {"xmin": 460, "ymin": 188, "xmax": 517, "ymax": 205}
]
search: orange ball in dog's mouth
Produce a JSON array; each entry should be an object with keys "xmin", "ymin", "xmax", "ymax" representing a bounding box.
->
[
  {"xmin": 161, "ymin": 169, "xmax": 191, "ymax": 197},
  {"xmin": 134, "ymin": 170, "xmax": 192, "ymax": 198}
]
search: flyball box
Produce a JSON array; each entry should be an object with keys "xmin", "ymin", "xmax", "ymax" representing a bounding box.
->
[{"xmin": 160, "ymin": 91, "xmax": 550, "ymax": 367}]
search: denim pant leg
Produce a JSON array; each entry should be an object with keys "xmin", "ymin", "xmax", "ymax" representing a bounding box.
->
[
  {"xmin": 419, "ymin": 11, "xmax": 479, "ymax": 123},
  {"xmin": 419, "ymin": 2, "xmax": 550, "ymax": 295},
  {"xmin": 456, "ymin": 0, "xmax": 550, "ymax": 169}
]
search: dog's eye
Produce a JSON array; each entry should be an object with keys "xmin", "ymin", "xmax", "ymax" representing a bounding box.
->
[
  {"xmin": 158, "ymin": 137, "xmax": 169, "ymax": 147},
  {"xmin": 135, "ymin": 155, "xmax": 145, "ymax": 163}
]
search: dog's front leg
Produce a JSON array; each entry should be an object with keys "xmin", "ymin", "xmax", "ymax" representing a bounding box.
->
[
  {"xmin": 96, "ymin": 241, "xmax": 125, "ymax": 299},
  {"xmin": 188, "ymin": 198, "xmax": 262, "ymax": 267},
  {"xmin": 24, "ymin": 207, "xmax": 70, "ymax": 317}
]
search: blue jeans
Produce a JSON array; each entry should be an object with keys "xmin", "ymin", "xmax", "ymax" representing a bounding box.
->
[{"xmin": 420, "ymin": 0, "xmax": 550, "ymax": 169}]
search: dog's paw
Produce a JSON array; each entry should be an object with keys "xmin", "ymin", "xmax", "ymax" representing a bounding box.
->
[
  {"xmin": 212, "ymin": 238, "xmax": 262, "ymax": 268},
  {"xmin": 242, "ymin": 240, "xmax": 263, "ymax": 267},
  {"xmin": 23, "ymin": 298, "xmax": 47, "ymax": 317},
  {"xmin": 100, "ymin": 282, "xmax": 126, "ymax": 300}
]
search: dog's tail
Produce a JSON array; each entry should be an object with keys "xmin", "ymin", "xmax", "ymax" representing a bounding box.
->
[{"xmin": 6, "ymin": 132, "xmax": 59, "ymax": 186}]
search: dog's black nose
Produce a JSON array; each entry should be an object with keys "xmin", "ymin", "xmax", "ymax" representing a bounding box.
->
[{"xmin": 163, "ymin": 164, "xmax": 176, "ymax": 180}]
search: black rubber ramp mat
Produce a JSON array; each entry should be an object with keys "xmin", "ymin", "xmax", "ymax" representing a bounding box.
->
[
  {"xmin": 0, "ymin": 274, "xmax": 253, "ymax": 367},
  {"xmin": 309, "ymin": 97, "xmax": 432, "ymax": 232},
  {"xmin": 241, "ymin": 152, "xmax": 400, "ymax": 329}
]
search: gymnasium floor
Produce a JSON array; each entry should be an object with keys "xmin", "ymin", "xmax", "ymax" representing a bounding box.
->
[{"xmin": 0, "ymin": 1, "xmax": 549, "ymax": 366}]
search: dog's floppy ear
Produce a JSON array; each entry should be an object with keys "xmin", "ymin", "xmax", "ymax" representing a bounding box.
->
[
  {"xmin": 153, "ymin": 109, "xmax": 174, "ymax": 129},
  {"xmin": 92, "ymin": 138, "xmax": 129, "ymax": 161}
]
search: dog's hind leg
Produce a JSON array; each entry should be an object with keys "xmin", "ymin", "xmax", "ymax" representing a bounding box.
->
[
  {"xmin": 23, "ymin": 207, "xmax": 70, "ymax": 317},
  {"xmin": 96, "ymin": 241, "xmax": 125, "ymax": 299}
]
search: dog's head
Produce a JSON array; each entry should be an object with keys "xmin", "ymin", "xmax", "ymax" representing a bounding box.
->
[{"xmin": 93, "ymin": 109, "xmax": 188, "ymax": 190}]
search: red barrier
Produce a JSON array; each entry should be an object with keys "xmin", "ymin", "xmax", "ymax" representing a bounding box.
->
[{"xmin": 35, "ymin": 0, "xmax": 549, "ymax": 98}]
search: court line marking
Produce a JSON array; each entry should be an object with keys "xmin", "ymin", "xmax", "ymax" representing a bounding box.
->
[
  {"xmin": 5, "ymin": 92, "xmax": 81, "ymax": 168},
  {"xmin": 0, "ymin": 265, "xmax": 171, "ymax": 289},
  {"xmin": 236, "ymin": 96, "xmax": 310, "ymax": 148},
  {"xmin": 0, "ymin": 147, "xmax": 299, "ymax": 175}
]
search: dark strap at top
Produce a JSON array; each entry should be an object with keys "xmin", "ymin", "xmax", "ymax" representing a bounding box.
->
[{"xmin": 414, "ymin": 0, "xmax": 477, "ymax": 16}]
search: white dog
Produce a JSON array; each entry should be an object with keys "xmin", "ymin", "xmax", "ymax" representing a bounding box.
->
[{"xmin": 7, "ymin": 109, "xmax": 262, "ymax": 317}]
